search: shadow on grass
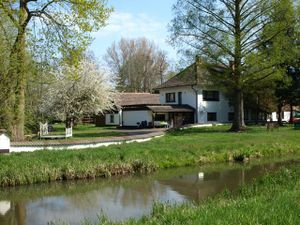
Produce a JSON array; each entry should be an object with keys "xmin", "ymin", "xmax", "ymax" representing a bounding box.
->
[
  {"xmin": 167, "ymin": 126, "xmax": 229, "ymax": 136},
  {"xmin": 166, "ymin": 125, "xmax": 286, "ymax": 136}
]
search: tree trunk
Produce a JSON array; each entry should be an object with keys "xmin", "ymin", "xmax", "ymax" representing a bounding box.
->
[
  {"xmin": 10, "ymin": 0, "xmax": 29, "ymax": 141},
  {"xmin": 11, "ymin": 81, "xmax": 25, "ymax": 141},
  {"xmin": 255, "ymin": 95, "xmax": 259, "ymax": 125},
  {"xmin": 66, "ymin": 118, "xmax": 74, "ymax": 128},
  {"xmin": 16, "ymin": 202, "xmax": 26, "ymax": 225},
  {"xmin": 229, "ymin": 1, "xmax": 245, "ymax": 132},
  {"xmin": 230, "ymin": 89, "xmax": 246, "ymax": 132}
]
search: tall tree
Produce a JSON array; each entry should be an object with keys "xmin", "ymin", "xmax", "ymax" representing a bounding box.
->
[
  {"xmin": 257, "ymin": 0, "xmax": 299, "ymax": 125},
  {"xmin": 105, "ymin": 37, "xmax": 169, "ymax": 92},
  {"xmin": 0, "ymin": 0, "xmax": 112, "ymax": 140},
  {"xmin": 0, "ymin": 14, "xmax": 15, "ymax": 132},
  {"xmin": 170, "ymin": 0, "xmax": 294, "ymax": 131},
  {"xmin": 275, "ymin": 66, "xmax": 300, "ymax": 124}
]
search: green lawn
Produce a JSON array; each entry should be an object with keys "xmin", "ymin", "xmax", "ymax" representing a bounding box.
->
[
  {"xmin": 1, "ymin": 125, "xmax": 300, "ymax": 187},
  {"xmin": 34, "ymin": 124, "xmax": 125, "ymax": 141},
  {"xmin": 94, "ymin": 164, "xmax": 300, "ymax": 225}
]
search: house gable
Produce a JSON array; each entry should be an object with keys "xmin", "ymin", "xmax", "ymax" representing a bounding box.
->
[{"xmin": 155, "ymin": 61, "xmax": 232, "ymax": 124}]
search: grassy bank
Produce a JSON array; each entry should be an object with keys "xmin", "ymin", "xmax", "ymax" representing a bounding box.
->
[
  {"xmin": 1, "ymin": 126, "xmax": 300, "ymax": 187},
  {"xmin": 92, "ymin": 163, "xmax": 300, "ymax": 225}
]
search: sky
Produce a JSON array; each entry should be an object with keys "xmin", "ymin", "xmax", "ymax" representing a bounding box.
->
[{"xmin": 90, "ymin": 0, "xmax": 178, "ymax": 62}]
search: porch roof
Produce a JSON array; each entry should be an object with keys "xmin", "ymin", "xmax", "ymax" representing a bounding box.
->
[{"xmin": 147, "ymin": 105, "xmax": 195, "ymax": 113}]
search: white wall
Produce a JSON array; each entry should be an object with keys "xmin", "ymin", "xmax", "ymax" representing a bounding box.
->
[
  {"xmin": 158, "ymin": 86, "xmax": 233, "ymax": 123},
  {"xmin": 159, "ymin": 86, "xmax": 197, "ymax": 108},
  {"xmin": 105, "ymin": 113, "xmax": 120, "ymax": 125},
  {"xmin": 122, "ymin": 110, "xmax": 153, "ymax": 127},
  {"xmin": 271, "ymin": 111, "xmax": 291, "ymax": 122},
  {"xmin": 197, "ymin": 89, "xmax": 232, "ymax": 123}
]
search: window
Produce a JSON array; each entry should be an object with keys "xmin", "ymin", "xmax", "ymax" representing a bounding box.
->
[
  {"xmin": 228, "ymin": 112, "xmax": 234, "ymax": 121},
  {"xmin": 166, "ymin": 93, "xmax": 176, "ymax": 102},
  {"xmin": 207, "ymin": 112, "xmax": 217, "ymax": 122},
  {"xmin": 178, "ymin": 92, "xmax": 182, "ymax": 105},
  {"xmin": 110, "ymin": 114, "xmax": 114, "ymax": 123},
  {"xmin": 203, "ymin": 90, "xmax": 219, "ymax": 101}
]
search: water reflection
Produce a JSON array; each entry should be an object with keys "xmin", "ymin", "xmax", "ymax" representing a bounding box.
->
[
  {"xmin": 0, "ymin": 159, "xmax": 296, "ymax": 225},
  {"xmin": 0, "ymin": 201, "xmax": 11, "ymax": 216}
]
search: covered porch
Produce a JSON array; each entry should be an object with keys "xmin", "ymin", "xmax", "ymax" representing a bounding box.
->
[{"xmin": 147, "ymin": 105, "xmax": 195, "ymax": 128}]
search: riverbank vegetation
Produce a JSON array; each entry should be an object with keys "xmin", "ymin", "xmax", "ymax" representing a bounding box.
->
[
  {"xmin": 92, "ymin": 163, "xmax": 300, "ymax": 225},
  {"xmin": 1, "ymin": 126, "xmax": 300, "ymax": 187}
]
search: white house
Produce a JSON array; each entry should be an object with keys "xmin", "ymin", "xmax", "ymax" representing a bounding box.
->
[
  {"xmin": 98, "ymin": 60, "xmax": 286, "ymax": 128},
  {"xmin": 96, "ymin": 92, "xmax": 196, "ymax": 128},
  {"xmin": 96, "ymin": 93, "xmax": 162, "ymax": 127},
  {"xmin": 154, "ymin": 62, "xmax": 233, "ymax": 125},
  {"xmin": 271, "ymin": 105, "xmax": 300, "ymax": 123},
  {"xmin": 96, "ymin": 61, "xmax": 234, "ymax": 128}
]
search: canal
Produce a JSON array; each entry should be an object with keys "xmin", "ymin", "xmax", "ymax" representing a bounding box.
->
[{"xmin": 0, "ymin": 158, "xmax": 297, "ymax": 225}]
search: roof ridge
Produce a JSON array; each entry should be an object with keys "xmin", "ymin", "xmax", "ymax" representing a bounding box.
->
[{"xmin": 154, "ymin": 63, "xmax": 196, "ymax": 90}]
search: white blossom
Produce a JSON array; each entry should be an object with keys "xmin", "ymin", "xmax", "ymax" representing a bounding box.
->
[{"xmin": 41, "ymin": 58, "xmax": 115, "ymax": 122}]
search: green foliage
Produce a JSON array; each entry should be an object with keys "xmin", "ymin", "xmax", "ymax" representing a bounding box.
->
[
  {"xmin": 246, "ymin": 0, "xmax": 299, "ymax": 91},
  {"xmin": 0, "ymin": 0, "xmax": 112, "ymax": 140},
  {"xmin": 170, "ymin": 0, "xmax": 299, "ymax": 131},
  {"xmin": 0, "ymin": 13, "xmax": 16, "ymax": 133}
]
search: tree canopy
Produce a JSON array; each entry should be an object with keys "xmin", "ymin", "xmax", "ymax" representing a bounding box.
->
[
  {"xmin": 105, "ymin": 37, "xmax": 169, "ymax": 93},
  {"xmin": 170, "ymin": 0, "xmax": 298, "ymax": 131},
  {"xmin": 0, "ymin": 0, "xmax": 112, "ymax": 140},
  {"xmin": 40, "ymin": 55, "xmax": 115, "ymax": 127}
]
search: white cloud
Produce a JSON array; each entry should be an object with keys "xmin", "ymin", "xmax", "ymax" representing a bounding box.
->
[
  {"xmin": 93, "ymin": 12, "xmax": 166, "ymax": 40},
  {"xmin": 91, "ymin": 11, "xmax": 177, "ymax": 61}
]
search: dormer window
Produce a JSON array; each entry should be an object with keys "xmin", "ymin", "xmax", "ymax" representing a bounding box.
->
[
  {"xmin": 203, "ymin": 90, "xmax": 219, "ymax": 101},
  {"xmin": 166, "ymin": 93, "xmax": 176, "ymax": 102}
]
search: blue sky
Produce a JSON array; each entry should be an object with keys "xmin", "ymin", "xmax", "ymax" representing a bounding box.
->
[{"xmin": 90, "ymin": 0, "xmax": 178, "ymax": 62}]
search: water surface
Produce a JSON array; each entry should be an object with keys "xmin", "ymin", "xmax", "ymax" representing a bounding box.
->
[{"xmin": 0, "ymin": 158, "xmax": 297, "ymax": 225}]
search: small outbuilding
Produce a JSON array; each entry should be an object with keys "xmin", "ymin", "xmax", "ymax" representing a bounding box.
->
[
  {"xmin": 0, "ymin": 131, "xmax": 10, "ymax": 153},
  {"xmin": 122, "ymin": 104, "xmax": 195, "ymax": 128},
  {"xmin": 95, "ymin": 93, "xmax": 195, "ymax": 128}
]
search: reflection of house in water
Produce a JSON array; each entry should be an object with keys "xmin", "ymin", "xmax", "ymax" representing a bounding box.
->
[
  {"xmin": 158, "ymin": 162, "xmax": 285, "ymax": 203},
  {"xmin": 158, "ymin": 170, "xmax": 244, "ymax": 202},
  {"xmin": 0, "ymin": 201, "xmax": 11, "ymax": 216},
  {"xmin": 0, "ymin": 160, "xmax": 291, "ymax": 225},
  {"xmin": 0, "ymin": 201, "xmax": 26, "ymax": 225}
]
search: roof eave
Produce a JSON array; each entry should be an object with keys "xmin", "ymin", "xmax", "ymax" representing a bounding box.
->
[{"xmin": 154, "ymin": 83, "xmax": 197, "ymax": 90}]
